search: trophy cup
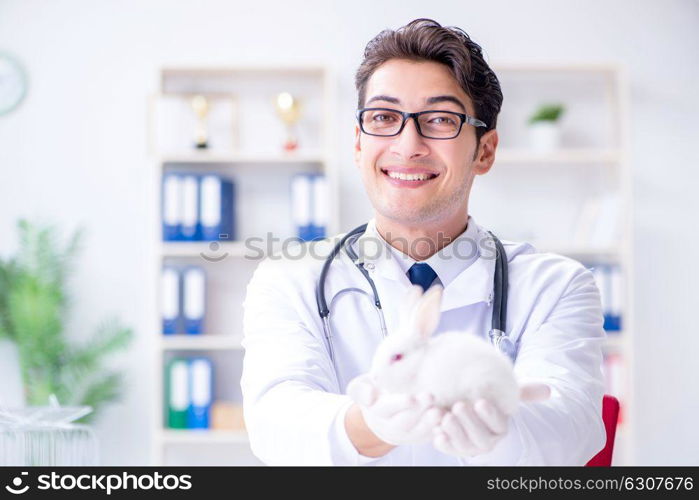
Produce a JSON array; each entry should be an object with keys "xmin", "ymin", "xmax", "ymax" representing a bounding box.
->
[
  {"xmin": 274, "ymin": 92, "xmax": 301, "ymax": 152},
  {"xmin": 191, "ymin": 94, "xmax": 209, "ymax": 149}
]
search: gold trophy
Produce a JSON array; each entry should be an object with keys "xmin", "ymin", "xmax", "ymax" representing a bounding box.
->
[
  {"xmin": 274, "ymin": 92, "xmax": 301, "ymax": 152},
  {"xmin": 191, "ymin": 94, "xmax": 210, "ymax": 149}
]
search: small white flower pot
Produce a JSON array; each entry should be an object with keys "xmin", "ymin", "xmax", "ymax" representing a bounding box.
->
[{"xmin": 528, "ymin": 121, "xmax": 561, "ymax": 152}]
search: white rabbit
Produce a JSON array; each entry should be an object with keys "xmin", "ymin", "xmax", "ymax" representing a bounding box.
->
[{"xmin": 361, "ymin": 284, "xmax": 549, "ymax": 415}]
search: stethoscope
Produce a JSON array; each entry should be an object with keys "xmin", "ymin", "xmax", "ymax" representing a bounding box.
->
[{"xmin": 315, "ymin": 223, "xmax": 518, "ymax": 379}]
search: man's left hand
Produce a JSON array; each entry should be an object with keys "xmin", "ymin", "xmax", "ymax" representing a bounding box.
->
[
  {"xmin": 433, "ymin": 398, "xmax": 508, "ymax": 457},
  {"xmin": 433, "ymin": 383, "xmax": 551, "ymax": 457}
]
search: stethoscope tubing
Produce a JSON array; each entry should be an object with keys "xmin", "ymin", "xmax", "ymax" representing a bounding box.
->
[{"xmin": 316, "ymin": 223, "xmax": 511, "ymax": 369}]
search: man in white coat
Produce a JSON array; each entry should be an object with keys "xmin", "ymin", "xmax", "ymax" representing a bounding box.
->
[{"xmin": 241, "ymin": 18, "xmax": 607, "ymax": 465}]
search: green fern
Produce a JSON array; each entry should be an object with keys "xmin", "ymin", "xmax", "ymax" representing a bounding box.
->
[{"xmin": 0, "ymin": 219, "xmax": 132, "ymax": 423}]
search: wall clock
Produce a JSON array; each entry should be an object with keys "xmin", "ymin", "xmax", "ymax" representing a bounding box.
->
[{"xmin": 0, "ymin": 52, "xmax": 28, "ymax": 116}]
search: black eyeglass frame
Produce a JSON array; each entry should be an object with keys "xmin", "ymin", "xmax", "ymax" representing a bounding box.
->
[{"xmin": 356, "ymin": 107, "xmax": 488, "ymax": 140}]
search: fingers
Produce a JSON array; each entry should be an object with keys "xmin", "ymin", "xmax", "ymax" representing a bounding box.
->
[
  {"xmin": 384, "ymin": 393, "xmax": 440, "ymax": 434},
  {"xmin": 451, "ymin": 401, "xmax": 496, "ymax": 451},
  {"xmin": 434, "ymin": 399, "xmax": 510, "ymax": 457},
  {"xmin": 346, "ymin": 374, "xmax": 378, "ymax": 406},
  {"xmin": 519, "ymin": 383, "xmax": 551, "ymax": 402},
  {"xmin": 438, "ymin": 410, "xmax": 480, "ymax": 456},
  {"xmin": 359, "ymin": 389, "xmax": 443, "ymax": 445},
  {"xmin": 370, "ymin": 393, "xmax": 417, "ymax": 418},
  {"xmin": 410, "ymin": 406, "xmax": 445, "ymax": 439},
  {"xmin": 433, "ymin": 428, "xmax": 459, "ymax": 456},
  {"xmin": 473, "ymin": 399, "xmax": 508, "ymax": 435}
]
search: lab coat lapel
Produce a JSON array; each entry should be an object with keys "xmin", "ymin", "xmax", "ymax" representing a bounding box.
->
[
  {"xmin": 440, "ymin": 223, "xmax": 496, "ymax": 312},
  {"xmin": 349, "ymin": 218, "xmax": 496, "ymax": 311},
  {"xmin": 440, "ymin": 253, "xmax": 495, "ymax": 312},
  {"xmin": 353, "ymin": 219, "xmax": 411, "ymax": 284}
]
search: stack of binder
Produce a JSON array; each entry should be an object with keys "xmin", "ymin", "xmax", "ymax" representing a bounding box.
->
[
  {"xmin": 162, "ymin": 173, "xmax": 236, "ymax": 241},
  {"xmin": 290, "ymin": 173, "xmax": 327, "ymax": 241},
  {"xmin": 161, "ymin": 266, "xmax": 206, "ymax": 335},
  {"xmin": 589, "ymin": 263, "xmax": 623, "ymax": 332},
  {"xmin": 166, "ymin": 357, "xmax": 213, "ymax": 429}
]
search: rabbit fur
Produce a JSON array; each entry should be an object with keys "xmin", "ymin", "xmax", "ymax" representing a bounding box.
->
[{"xmin": 368, "ymin": 284, "xmax": 521, "ymax": 415}]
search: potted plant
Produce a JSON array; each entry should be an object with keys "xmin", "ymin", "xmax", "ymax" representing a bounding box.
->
[
  {"xmin": 0, "ymin": 219, "xmax": 132, "ymax": 424},
  {"xmin": 527, "ymin": 103, "xmax": 565, "ymax": 152}
]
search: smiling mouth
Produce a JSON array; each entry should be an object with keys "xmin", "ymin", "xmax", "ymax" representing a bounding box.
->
[{"xmin": 380, "ymin": 169, "xmax": 439, "ymax": 181}]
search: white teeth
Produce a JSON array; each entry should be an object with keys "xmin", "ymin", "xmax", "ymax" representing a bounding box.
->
[{"xmin": 386, "ymin": 171, "xmax": 434, "ymax": 181}]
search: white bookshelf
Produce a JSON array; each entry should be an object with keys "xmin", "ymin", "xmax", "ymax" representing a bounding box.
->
[
  {"xmin": 161, "ymin": 334, "xmax": 244, "ymax": 351},
  {"xmin": 150, "ymin": 65, "xmax": 338, "ymax": 465},
  {"xmin": 475, "ymin": 63, "xmax": 634, "ymax": 465}
]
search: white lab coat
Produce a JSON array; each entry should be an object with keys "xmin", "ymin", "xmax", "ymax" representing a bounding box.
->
[{"xmin": 241, "ymin": 217, "xmax": 607, "ymax": 466}]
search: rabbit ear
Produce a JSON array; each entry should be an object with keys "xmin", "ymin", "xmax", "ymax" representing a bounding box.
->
[
  {"xmin": 413, "ymin": 285, "xmax": 443, "ymax": 341},
  {"xmin": 397, "ymin": 285, "xmax": 424, "ymax": 331},
  {"xmin": 405, "ymin": 285, "xmax": 424, "ymax": 310}
]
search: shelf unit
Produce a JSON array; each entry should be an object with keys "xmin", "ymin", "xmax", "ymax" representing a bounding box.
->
[
  {"xmin": 161, "ymin": 334, "xmax": 244, "ymax": 351},
  {"xmin": 150, "ymin": 65, "xmax": 338, "ymax": 465},
  {"xmin": 477, "ymin": 63, "xmax": 634, "ymax": 464}
]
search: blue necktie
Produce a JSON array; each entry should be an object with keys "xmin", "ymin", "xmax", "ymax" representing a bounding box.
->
[{"xmin": 407, "ymin": 263, "xmax": 438, "ymax": 291}]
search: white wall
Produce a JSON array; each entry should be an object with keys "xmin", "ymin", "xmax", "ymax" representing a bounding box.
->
[{"xmin": 1, "ymin": 0, "xmax": 697, "ymax": 465}]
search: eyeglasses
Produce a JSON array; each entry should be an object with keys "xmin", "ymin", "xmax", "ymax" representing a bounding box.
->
[{"xmin": 356, "ymin": 107, "xmax": 487, "ymax": 140}]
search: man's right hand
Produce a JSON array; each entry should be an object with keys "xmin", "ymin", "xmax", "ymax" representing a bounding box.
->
[{"xmin": 346, "ymin": 374, "xmax": 444, "ymax": 447}]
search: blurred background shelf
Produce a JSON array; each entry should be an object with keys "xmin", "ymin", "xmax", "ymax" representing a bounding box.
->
[
  {"xmin": 496, "ymin": 148, "xmax": 622, "ymax": 165},
  {"xmin": 161, "ymin": 335, "xmax": 244, "ymax": 351},
  {"xmin": 471, "ymin": 63, "xmax": 634, "ymax": 465},
  {"xmin": 530, "ymin": 243, "xmax": 621, "ymax": 261},
  {"xmin": 160, "ymin": 241, "xmax": 258, "ymax": 258},
  {"xmin": 158, "ymin": 429, "xmax": 249, "ymax": 444},
  {"xmin": 159, "ymin": 152, "xmax": 326, "ymax": 165},
  {"xmin": 152, "ymin": 64, "xmax": 337, "ymax": 466}
]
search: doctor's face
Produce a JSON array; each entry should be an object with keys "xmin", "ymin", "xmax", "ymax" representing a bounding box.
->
[{"xmin": 354, "ymin": 59, "xmax": 497, "ymax": 228}]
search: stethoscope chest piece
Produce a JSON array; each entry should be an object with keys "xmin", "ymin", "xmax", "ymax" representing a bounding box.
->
[{"xmin": 489, "ymin": 328, "xmax": 517, "ymax": 362}]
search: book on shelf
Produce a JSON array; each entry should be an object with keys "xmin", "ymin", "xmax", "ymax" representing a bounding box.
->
[
  {"xmin": 166, "ymin": 358, "xmax": 189, "ymax": 429},
  {"xmin": 291, "ymin": 173, "xmax": 327, "ymax": 241},
  {"xmin": 588, "ymin": 263, "xmax": 623, "ymax": 332},
  {"xmin": 161, "ymin": 266, "xmax": 207, "ymax": 335},
  {"xmin": 165, "ymin": 356, "xmax": 213, "ymax": 430},
  {"xmin": 187, "ymin": 358, "xmax": 213, "ymax": 429},
  {"xmin": 162, "ymin": 267, "xmax": 180, "ymax": 335},
  {"xmin": 161, "ymin": 173, "xmax": 236, "ymax": 242}
]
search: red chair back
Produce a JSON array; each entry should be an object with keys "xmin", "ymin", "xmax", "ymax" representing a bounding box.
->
[{"xmin": 585, "ymin": 395, "xmax": 620, "ymax": 466}]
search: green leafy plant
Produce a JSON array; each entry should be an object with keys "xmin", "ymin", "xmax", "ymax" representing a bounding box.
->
[
  {"xmin": 0, "ymin": 219, "xmax": 132, "ymax": 424},
  {"xmin": 528, "ymin": 103, "xmax": 565, "ymax": 124}
]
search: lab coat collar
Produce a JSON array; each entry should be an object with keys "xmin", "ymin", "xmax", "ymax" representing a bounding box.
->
[{"xmin": 350, "ymin": 217, "xmax": 496, "ymax": 312}]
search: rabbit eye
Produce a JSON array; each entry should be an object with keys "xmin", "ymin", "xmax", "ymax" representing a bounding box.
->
[{"xmin": 390, "ymin": 353, "xmax": 403, "ymax": 363}]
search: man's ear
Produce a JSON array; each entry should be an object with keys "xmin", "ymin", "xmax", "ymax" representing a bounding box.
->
[
  {"xmin": 472, "ymin": 129, "xmax": 498, "ymax": 176},
  {"xmin": 354, "ymin": 124, "xmax": 362, "ymax": 168}
]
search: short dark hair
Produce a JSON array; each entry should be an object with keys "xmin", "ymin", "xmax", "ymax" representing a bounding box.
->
[{"xmin": 355, "ymin": 18, "xmax": 503, "ymax": 143}]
